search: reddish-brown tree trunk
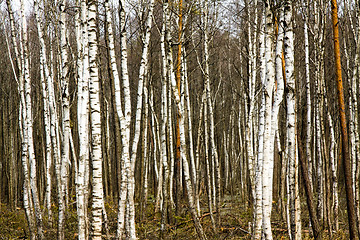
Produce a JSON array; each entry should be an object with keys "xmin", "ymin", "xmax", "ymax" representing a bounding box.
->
[
  {"xmin": 331, "ymin": 0, "xmax": 359, "ymax": 239},
  {"xmin": 175, "ymin": 0, "xmax": 183, "ymax": 217}
]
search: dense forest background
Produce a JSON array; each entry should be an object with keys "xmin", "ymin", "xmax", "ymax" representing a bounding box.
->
[{"xmin": 0, "ymin": 0, "xmax": 359, "ymax": 239}]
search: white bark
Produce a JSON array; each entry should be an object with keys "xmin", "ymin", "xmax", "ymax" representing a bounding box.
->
[
  {"xmin": 313, "ymin": 0, "xmax": 325, "ymax": 222},
  {"xmin": 304, "ymin": 3, "xmax": 313, "ymax": 196},
  {"xmin": 20, "ymin": 0, "xmax": 44, "ymax": 237},
  {"xmin": 126, "ymin": 0, "xmax": 155, "ymax": 237},
  {"xmin": 345, "ymin": 1, "xmax": 359, "ymax": 229},
  {"xmin": 116, "ymin": 0, "xmax": 132, "ymax": 237},
  {"xmin": 88, "ymin": 1, "xmax": 104, "ymax": 239},
  {"xmin": 160, "ymin": 11, "xmax": 169, "ymax": 231},
  {"xmin": 203, "ymin": 0, "xmax": 220, "ymax": 226},
  {"xmin": 165, "ymin": 5, "xmax": 206, "ymax": 238},
  {"xmin": 168, "ymin": 90, "xmax": 175, "ymax": 208},
  {"xmin": 182, "ymin": 48, "xmax": 200, "ymax": 214},
  {"xmin": 142, "ymin": 94, "xmax": 149, "ymax": 217},
  {"xmin": 353, "ymin": 27, "xmax": 360, "ymax": 233},
  {"xmin": 76, "ymin": 0, "xmax": 90, "ymax": 238},
  {"xmin": 34, "ymin": 0, "xmax": 53, "ymax": 220},
  {"xmin": 195, "ymin": 93, "xmax": 206, "ymax": 211},
  {"xmin": 20, "ymin": 105, "xmax": 37, "ymax": 240},
  {"xmin": 204, "ymin": 94, "xmax": 216, "ymax": 230},
  {"xmin": 272, "ymin": 7, "xmax": 284, "ymax": 156},
  {"xmin": 58, "ymin": 1, "xmax": 70, "ymax": 238},
  {"xmin": 261, "ymin": 1, "xmax": 276, "ymax": 239},
  {"xmin": 152, "ymin": 88, "xmax": 163, "ymax": 213},
  {"xmin": 253, "ymin": 13, "xmax": 265, "ymax": 239},
  {"xmin": 170, "ymin": 58, "xmax": 207, "ymax": 240},
  {"xmin": 284, "ymin": 1, "xmax": 300, "ymax": 239},
  {"xmin": 245, "ymin": 0, "xmax": 258, "ymax": 204},
  {"xmin": 6, "ymin": 1, "xmax": 36, "ymax": 237},
  {"xmin": 162, "ymin": 0, "xmax": 175, "ymax": 210},
  {"xmin": 324, "ymin": 93, "xmax": 339, "ymax": 231}
]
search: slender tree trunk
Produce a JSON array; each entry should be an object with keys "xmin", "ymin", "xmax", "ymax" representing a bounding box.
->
[
  {"xmin": 304, "ymin": 1, "xmax": 313, "ymax": 202},
  {"xmin": 20, "ymin": 0, "xmax": 44, "ymax": 238},
  {"xmin": 298, "ymin": 135, "xmax": 323, "ymax": 239},
  {"xmin": 262, "ymin": 2, "xmax": 275, "ymax": 239},
  {"xmin": 58, "ymin": 1, "xmax": 70, "ymax": 238},
  {"xmin": 331, "ymin": 0, "xmax": 359, "ymax": 238},
  {"xmin": 166, "ymin": 10, "xmax": 207, "ymax": 238},
  {"xmin": 182, "ymin": 48, "xmax": 199, "ymax": 214},
  {"xmin": 203, "ymin": 0, "xmax": 221, "ymax": 228},
  {"xmin": 204, "ymin": 97, "xmax": 216, "ymax": 231},
  {"xmin": 245, "ymin": 0, "xmax": 257, "ymax": 207},
  {"xmin": 88, "ymin": 1, "xmax": 104, "ymax": 239},
  {"xmin": 126, "ymin": 0, "xmax": 154, "ymax": 237},
  {"xmin": 34, "ymin": 0, "xmax": 53, "ymax": 220},
  {"xmin": 160, "ymin": 10, "xmax": 170, "ymax": 234},
  {"xmin": 116, "ymin": 0, "xmax": 132, "ymax": 237},
  {"xmin": 284, "ymin": 1, "xmax": 300, "ymax": 239},
  {"xmin": 6, "ymin": 2, "xmax": 36, "ymax": 237},
  {"xmin": 77, "ymin": 0, "xmax": 90, "ymax": 238},
  {"xmin": 174, "ymin": 0, "xmax": 184, "ymax": 217},
  {"xmin": 253, "ymin": 12, "xmax": 265, "ymax": 239}
]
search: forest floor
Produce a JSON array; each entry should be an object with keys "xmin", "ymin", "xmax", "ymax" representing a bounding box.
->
[{"xmin": 0, "ymin": 194, "xmax": 349, "ymax": 239}]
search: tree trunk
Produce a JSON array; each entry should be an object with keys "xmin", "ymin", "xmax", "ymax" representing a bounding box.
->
[
  {"xmin": 262, "ymin": 1, "xmax": 275, "ymax": 239},
  {"xmin": 331, "ymin": 0, "xmax": 359, "ymax": 238},
  {"xmin": 88, "ymin": 1, "xmax": 104, "ymax": 239}
]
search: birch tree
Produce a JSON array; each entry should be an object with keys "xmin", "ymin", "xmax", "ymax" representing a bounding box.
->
[
  {"xmin": 283, "ymin": 1, "xmax": 301, "ymax": 239},
  {"xmin": 58, "ymin": 1, "xmax": 71, "ymax": 238},
  {"xmin": 262, "ymin": 1, "xmax": 276, "ymax": 238},
  {"xmin": 19, "ymin": 0, "xmax": 45, "ymax": 238},
  {"xmin": 88, "ymin": 0, "xmax": 104, "ymax": 238},
  {"xmin": 203, "ymin": 0, "xmax": 221, "ymax": 228},
  {"xmin": 76, "ymin": 0, "xmax": 90, "ymax": 238},
  {"xmin": 33, "ymin": 0, "xmax": 53, "ymax": 220},
  {"xmin": 253, "ymin": 10, "xmax": 265, "ymax": 239},
  {"xmin": 5, "ymin": 1, "xmax": 37, "ymax": 238},
  {"xmin": 116, "ymin": 0, "xmax": 133, "ymax": 237}
]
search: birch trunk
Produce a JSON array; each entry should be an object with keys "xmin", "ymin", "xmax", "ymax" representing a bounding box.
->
[
  {"xmin": 116, "ymin": 0, "xmax": 132, "ymax": 237},
  {"xmin": 272, "ymin": 6, "xmax": 285, "ymax": 231},
  {"xmin": 59, "ymin": 1, "xmax": 70, "ymax": 238},
  {"xmin": 141, "ymin": 85, "xmax": 149, "ymax": 220},
  {"xmin": 21, "ymin": 0, "xmax": 44, "ymax": 237},
  {"xmin": 284, "ymin": 1, "xmax": 300, "ymax": 239},
  {"xmin": 88, "ymin": 1, "xmax": 104, "ymax": 239},
  {"xmin": 203, "ymin": 0, "xmax": 221, "ymax": 227},
  {"xmin": 170, "ymin": 62, "xmax": 208, "ymax": 240},
  {"xmin": 355, "ymin": 6, "xmax": 360, "ymax": 226},
  {"xmin": 262, "ymin": 1, "xmax": 275, "ymax": 238},
  {"xmin": 77, "ymin": 0, "xmax": 90, "ymax": 238},
  {"xmin": 126, "ymin": 0, "xmax": 155, "ymax": 237},
  {"xmin": 160, "ymin": 10, "xmax": 170, "ymax": 233},
  {"xmin": 160, "ymin": 75, "xmax": 169, "ymax": 234},
  {"xmin": 304, "ymin": 1, "xmax": 313, "ymax": 197},
  {"xmin": 326, "ymin": 98, "xmax": 338, "ymax": 232},
  {"xmin": 182, "ymin": 48, "xmax": 199, "ymax": 214},
  {"xmin": 245, "ymin": 0, "xmax": 257, "ymax": 204},
  {"xmin": 47, "ymin": 34, "xmax": 62, "ymax": 227},
  {"xmin": 166, "ymin": 8, "xmax": 206, "ymax": 238},
  {"xmin": 253, "ymin": 13, "xmax": 266, "ymax": 239},
  {"xmin": 6, "ymin": 1, "xmax": 36, "ymax": 237},
  {"xmin": 20, "ymin": 106, "xmax": 37, "ymax": 240},
  {"xmin": 33, "ymin": 0, "xmax": 53, "ymax": 220},
  {"xmin": 204, "ymin": 96, "xmax": 216, "ymax": 231},
  {"xmin": 195, "ymin": 93, "xmax": 206, "ymax": 211},
  {"xmin": 168, "ymin": 91, "xmax": 175, "ymax": 209}
]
